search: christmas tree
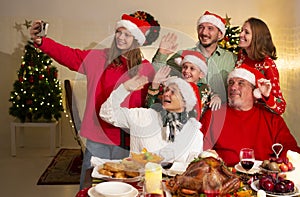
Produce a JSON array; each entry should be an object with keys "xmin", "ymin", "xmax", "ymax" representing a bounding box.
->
[
  {"xmin": 9, "ymin": 41, "xmax": 63, "ymax": 122},
  {"xmin": 218, "ymin": 14, "xmax": 241, "ymax": 54}
]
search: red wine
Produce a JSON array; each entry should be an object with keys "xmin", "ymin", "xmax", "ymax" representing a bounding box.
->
[
  {"xmin": 145, "ymin": 194, "xmax": 164, "ymax": 197},
  {"xmin": 161, "ymin": 162, "xmax": 173, "ymax": 169},
  {"xmin": 241, "ymin": 160, "xmax": 254, "ymax": 171},
  {"xmin": 204, "ymin": 190, "xmax": 220, "ymax": 197}
]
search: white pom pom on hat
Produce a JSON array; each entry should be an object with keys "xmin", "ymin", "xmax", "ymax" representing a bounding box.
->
[
  {"xmin": 227, "ymin": 63, "xmax": 266, "ymax": 99},
  {"xmin": 197, "ymin": 11, "xmax": 226, "ymax": 38},
  {"xmin": 116, "ymin": 14, "xmax": 151, "ymax": 46}
]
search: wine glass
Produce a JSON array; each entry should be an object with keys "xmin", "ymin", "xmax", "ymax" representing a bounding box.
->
[
  {"xmin": 239, "ymin": 148, "xmax": 255, "ymax": 183},
  {"xmin": 159, "ymin": 148, "xmax": 175, "ymax": 176}
]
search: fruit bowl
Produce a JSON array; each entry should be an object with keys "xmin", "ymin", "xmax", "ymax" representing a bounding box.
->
[
  {"xmin": 251, "ymin": 180, "xmax": 299, "ymax": 196},
  {"xmin": 259, "ymin": 165, "xmax": 295, "ymax": 174},
  {"xmin": 260, "ymin": 156, "xmax": 295, "ymax": 173}
]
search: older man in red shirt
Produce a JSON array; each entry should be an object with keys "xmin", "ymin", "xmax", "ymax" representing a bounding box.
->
[{"xmin": 200, "ymin": 64, "xmax": 300, "ymax": 166}]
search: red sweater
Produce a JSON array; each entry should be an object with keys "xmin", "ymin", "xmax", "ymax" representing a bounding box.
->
[
  {"xmin": 38, "ymin": 37, "xmax": 155, "ymax": 145},
  {"xmin": 200, "ymin": 104, "xmax": 300, "ymax": 166},
  {"xmin": 236, "ymin": 51, "xmax": 286, "ymax": 115}
]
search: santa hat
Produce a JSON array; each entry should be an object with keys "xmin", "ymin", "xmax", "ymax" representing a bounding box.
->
[
  {"xmin": 189, "ymin": 82, "xmax": 202, "ymax": 120},
  {"xmin": 227, "ymin": 63, "xmax": 266, "ymax": 98},
  {"xmin": 116, "ymin": 14, "xmax": 151, "ymax": 46},
  {"xmin": 164, "ymin": 77, "xmax": 198, "ymax": 113},
  {"xmin": 175, "ymin": 50, "xmax": 207, "ymax": 76},
  {"xmin": 197, "ymin": 11, "xmax": 226, "ymax": 38}
]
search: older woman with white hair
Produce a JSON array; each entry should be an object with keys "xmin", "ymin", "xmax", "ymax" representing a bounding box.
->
[{"xmin": 100, "ymin": 75, "xmax": 203, "ymax": 162}]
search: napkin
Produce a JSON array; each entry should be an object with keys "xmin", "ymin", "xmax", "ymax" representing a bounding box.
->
[
  {"xmin": 286, "ymin": 150, "xmax": 300, "ymax": 186},
  {"xmin": 169, "ymin": 161, "xmax": 189, "ymax": 174}
]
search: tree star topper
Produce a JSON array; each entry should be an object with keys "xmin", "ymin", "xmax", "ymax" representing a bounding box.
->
[
  {"xmin": 225, "ymin": 14, "xmax": 231, "ymax": 26},
  {"xmin": 23, "ymin": 19, "xmax": 32, "ymax": 29}
]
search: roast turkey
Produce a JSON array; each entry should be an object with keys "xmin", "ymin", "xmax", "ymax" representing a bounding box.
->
[{"xmin": 165, "ymin": 157, "xmax": 240, "ymax": 196}]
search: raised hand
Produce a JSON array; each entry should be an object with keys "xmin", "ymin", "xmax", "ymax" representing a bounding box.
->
[
  {"xmin": 257, "ymin": 78, "xmax": 272, "ymax": 97},
  {"xmin": 158, "ymin": 33, "xmax": 178, "ymax": 55},
  {"xmin": 209, "ymin": 95, "xmax": 221, "ymax": 111},
  {"xmin": 29, "ymin": 20, "xmax": 43, "ymax": 45},
  {"xmin": 123, "ymin": 75, "xmax": 149, "ymax": 92},
  {"xmin": 152, "ymin": 66, "xmax": 171, "ymax": 89}
]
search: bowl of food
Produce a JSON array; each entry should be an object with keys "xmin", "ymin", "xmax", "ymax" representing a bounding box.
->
[
  {"xmin": 95, "ymin": 181, "xmax": 133, "ymax": 197},
  {"xmin": 130, "ymin": 150, "xmax": 164, "ymax": 166}
]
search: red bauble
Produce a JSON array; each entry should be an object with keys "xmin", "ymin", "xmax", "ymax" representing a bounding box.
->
[
  {"xmin": 26, "ymin": 99, "xmax": 33, "ymax": 105},
  {"xmin": 29, "ymin": 76, "xmax": 34, "ymax": 83}
]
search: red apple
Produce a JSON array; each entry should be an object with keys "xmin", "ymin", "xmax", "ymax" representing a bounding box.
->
[
  {"xmin": 260, "ymin": 178, "xmax": 275, "ymax": 192},
  {"xmin": 280, "ymin": 163, "xmax": 289, "ymax": 172},
  {"xmin": 269, "ymin": 157, "xmax": 277, "ymax": 162},
  {"xmin": 287, "ymin": 162, "xmax": 294, "ymax": 171},
  {"xmin": 276, "ymin": 157, "xmax": 283, "ymax": 164},
  {"xmin": 274, "ymin": 182, "xmax": 286, "ymax": 193},
  {"xmin": 283, "ymin": 180, "xmax": 295, "ymax": 192},
  {"xmin": 282, "ymin": 157, "xmax": 289, "ymax": 164}
]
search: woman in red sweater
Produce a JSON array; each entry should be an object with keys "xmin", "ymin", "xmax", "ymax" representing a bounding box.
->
[
  {"xmin": 30, "ymin": 11, "xmax": 159, "ymax": 190},
  {"xmin": 237, "ymin": 17, "xmax": 286, "ymax": 115}
]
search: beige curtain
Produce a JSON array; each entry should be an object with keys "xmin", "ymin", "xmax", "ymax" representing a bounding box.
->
[{"xmin": 275, "ymin": 25, "xmax": 300, "ymax": 144}]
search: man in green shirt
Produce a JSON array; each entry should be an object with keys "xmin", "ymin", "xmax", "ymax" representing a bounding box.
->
[{"xmin": 152, "ymin": 11, "xmax": 237, "ymax": 110}]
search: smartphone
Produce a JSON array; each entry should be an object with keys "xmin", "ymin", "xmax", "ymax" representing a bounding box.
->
[{"xmin": 36, "ymin": 21, "xmax": 49, "ymax": 37}]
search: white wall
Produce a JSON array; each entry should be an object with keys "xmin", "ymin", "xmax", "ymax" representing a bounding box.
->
[{"xmin": 1, "ymin": 0, "xmax": 299, "ymax": 151}]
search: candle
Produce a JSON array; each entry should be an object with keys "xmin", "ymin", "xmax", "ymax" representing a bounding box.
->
[{"xmin": 144, "ymin": 162, "xmax": 163, "ymax": 195}]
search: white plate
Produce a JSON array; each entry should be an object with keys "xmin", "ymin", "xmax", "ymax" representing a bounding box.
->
[
  {"xmin": 234, "ymin": 160, "xmax": 262, "ymax": 174},
  {"xmin": 92, "ymin": 165, "xmax": 142, "ymax": 182},
  {"xmin": 251, "ymin": 180, "xmax": 300, "ymax": 197},
  {"xmin": 162, "ymin": 161, "xmax": 189, "ymax": 177},
  {"xmin": 88, "ymin": 186, "xmax": 139, "ymax": 197}
]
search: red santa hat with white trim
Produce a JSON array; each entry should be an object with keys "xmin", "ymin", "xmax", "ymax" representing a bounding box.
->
[
  {"xmin": 116, "ymin": 14, "xmax": 151, "ymax": 46},
  {"xmin": 175, "ymin": 50, "xmax": 208, "ymax": 76},
  {"xmin": 197, "ymin": 11, "xmax": 226, "ymax": 39},
  {"xmin": 227, "ymin": 63, "xmax": 266, "ymax": 98},
  {"xmin": 164, "ymin": 77, "xmax": 201, "ymax": 114}
]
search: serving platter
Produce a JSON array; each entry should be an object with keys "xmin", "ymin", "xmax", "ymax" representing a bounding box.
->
[
  {"xmin": 259, "ymin": 165, "xmax": 295, "ymax": 174},
  {"xmin": 91, "ymin": 164, "xmax": 142, "ymax": 182}
]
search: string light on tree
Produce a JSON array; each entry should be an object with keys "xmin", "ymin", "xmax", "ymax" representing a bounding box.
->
[
  {"xmin": 218, "ymin": 14, "xmax": 241, "ymax": 54},
  {"xmin": 9, "ymin": 40, "xmax": 63, "ymax": 122}
]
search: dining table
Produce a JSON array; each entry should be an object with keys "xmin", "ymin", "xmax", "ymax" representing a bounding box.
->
[
  {"xmin": 79, "ymin": 160, "xmax": 299, "ymax": 197},
  {"xmin": 80, "ymin": 167, "xmax": 257, "ymax": 197}
]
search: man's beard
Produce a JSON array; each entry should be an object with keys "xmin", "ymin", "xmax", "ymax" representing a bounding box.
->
[{"xmin": 200, "ymin": 36, "xmax": 219, "ymax": 48}]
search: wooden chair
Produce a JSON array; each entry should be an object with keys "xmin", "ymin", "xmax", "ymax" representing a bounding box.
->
[
  {"xmin": 64, "ymin": 79, "xmax": 86, "ymax": 156},
  {"xmin": 64, "ymin": 79, "xmax": 130, "ymax": 154}
]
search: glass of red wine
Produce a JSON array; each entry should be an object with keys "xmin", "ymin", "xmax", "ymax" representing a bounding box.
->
[
  {"xmin": 159, "ymin": 148, "xmax": 175, "ymax": 176},
  {"xmin": 239, "ymin": 148, "xmax": 255, "ymax": 183}
]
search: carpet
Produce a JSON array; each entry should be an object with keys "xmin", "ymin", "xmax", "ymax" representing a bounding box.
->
[{"xmin": 37, "ymin": 148, "xmax": 82, "ymax": 185}]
